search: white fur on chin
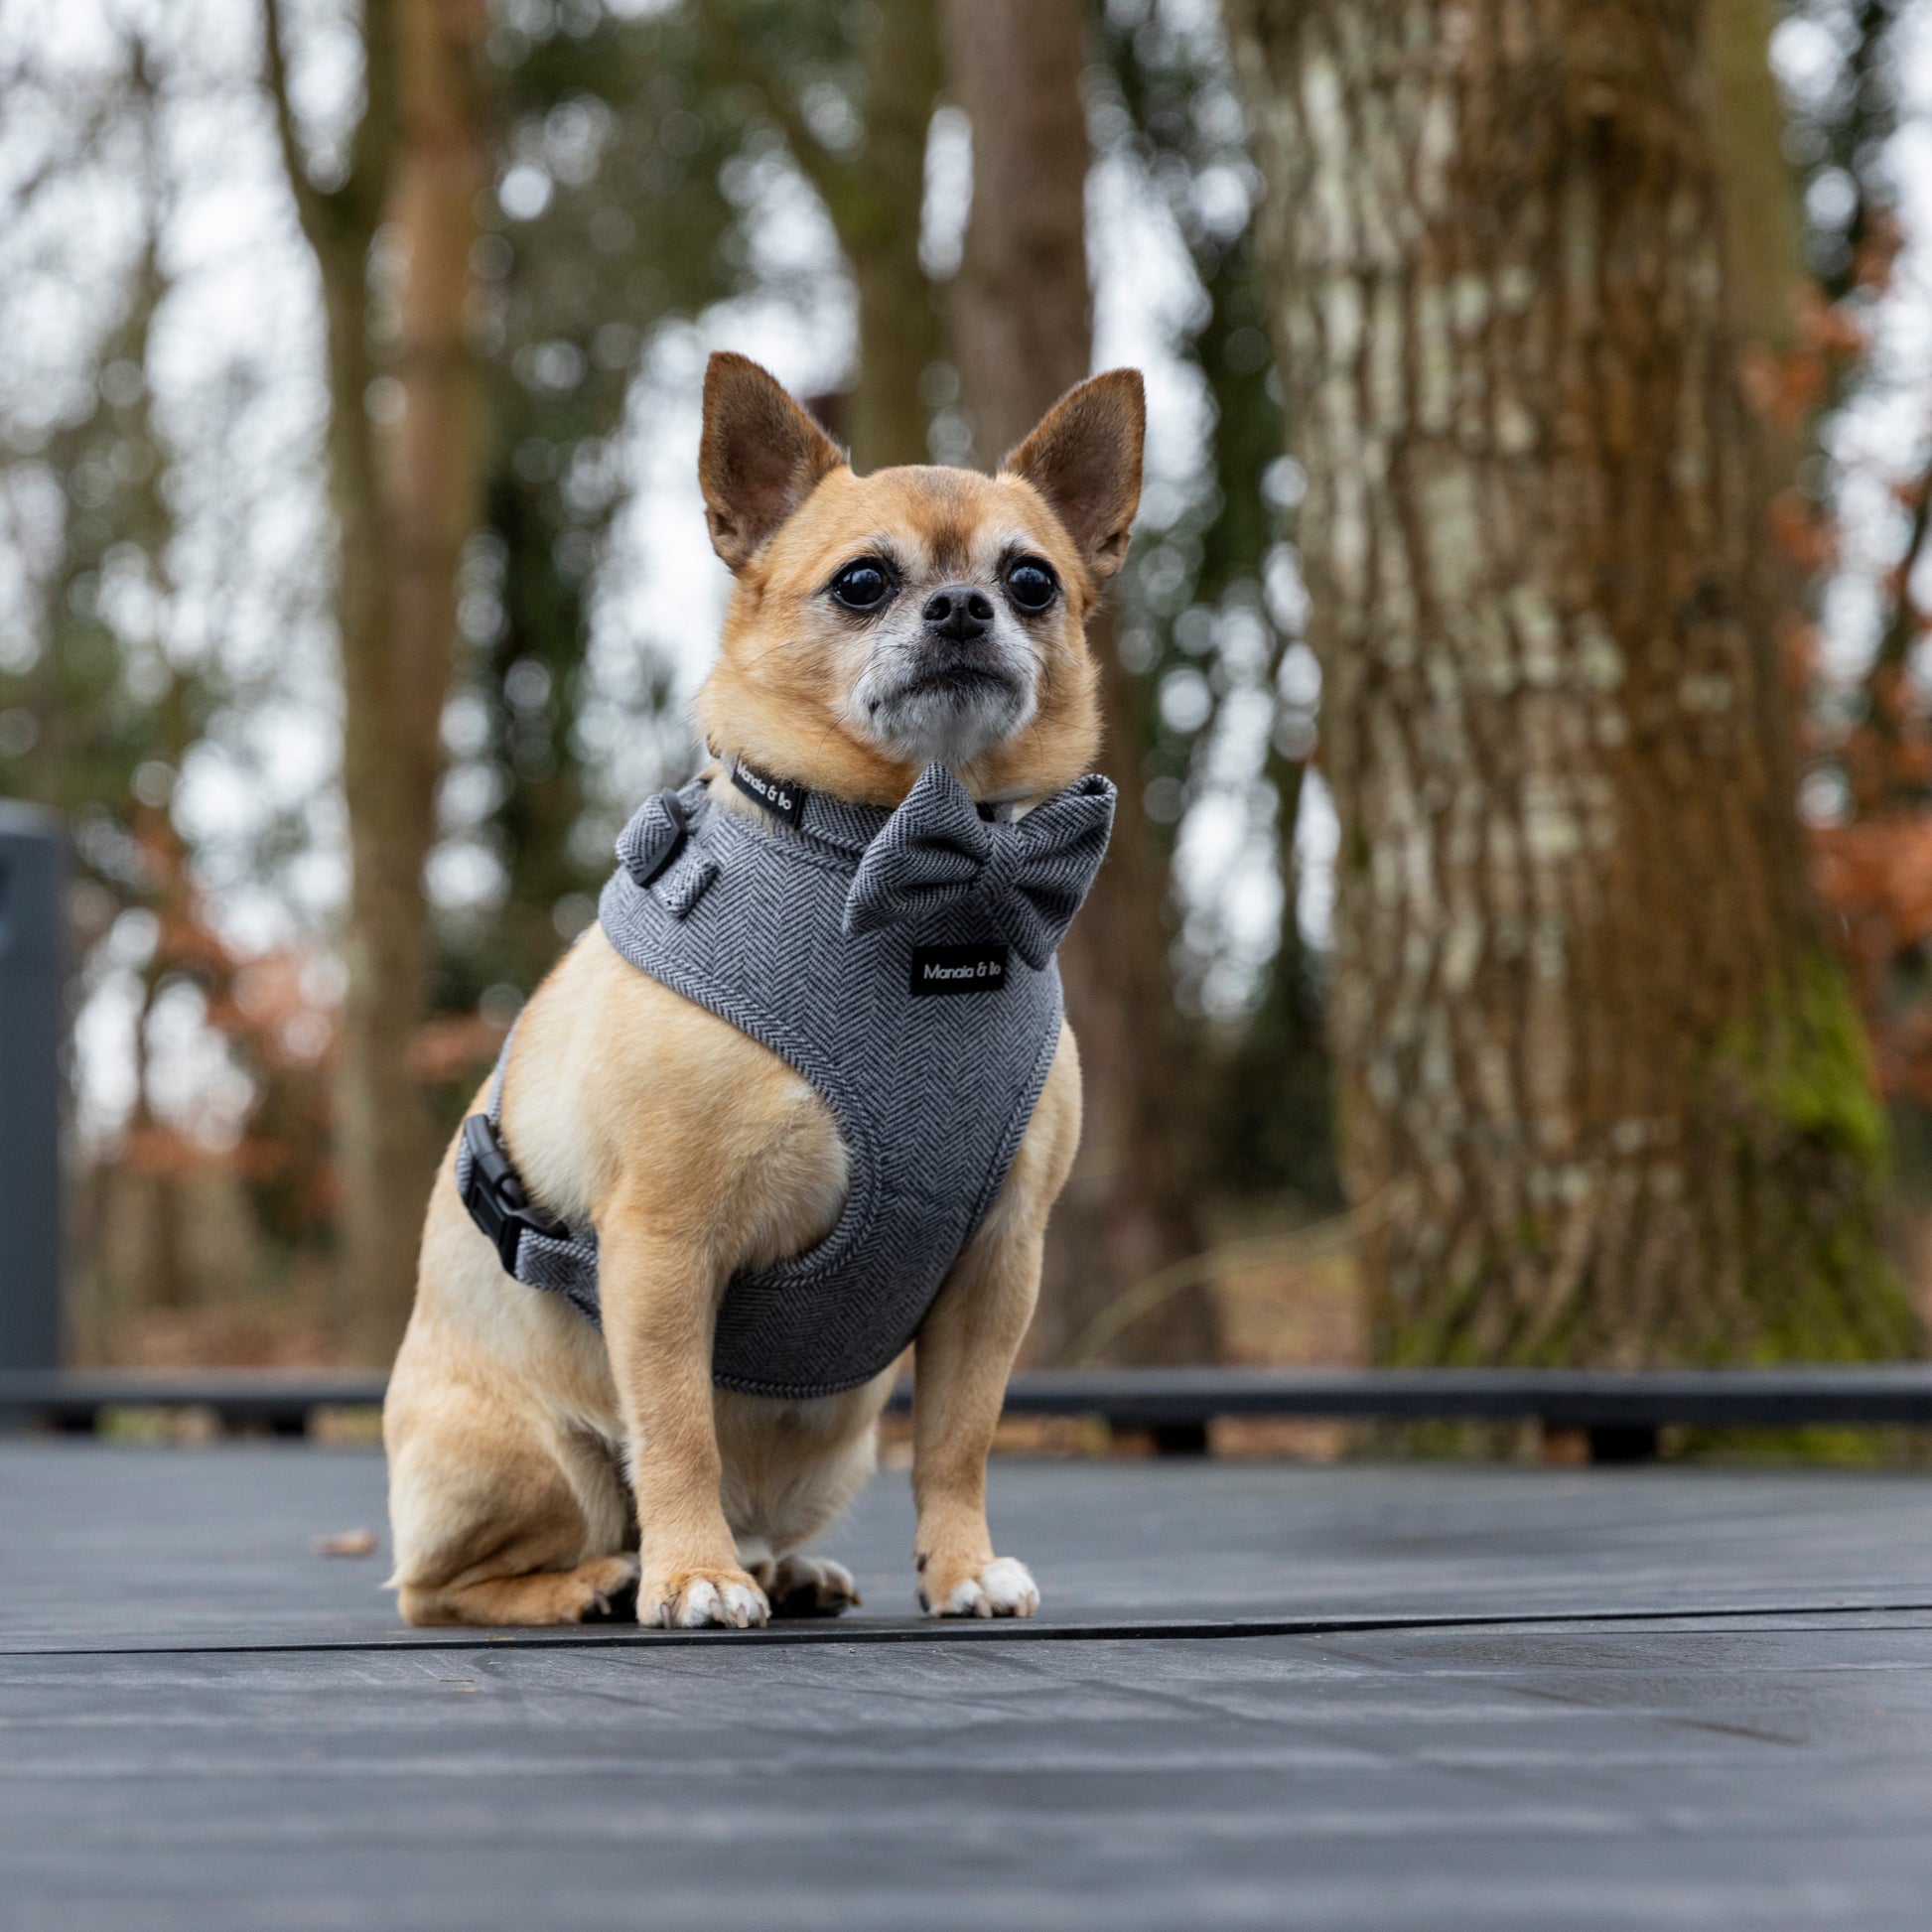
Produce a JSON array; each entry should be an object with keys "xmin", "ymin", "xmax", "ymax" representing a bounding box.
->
[{"xmin": 852, "ymin": 615, "xmax": 1041, "ymax": 767}]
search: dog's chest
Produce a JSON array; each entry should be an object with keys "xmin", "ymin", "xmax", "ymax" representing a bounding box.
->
[
  {"xmin": 734, "ymin": 1070, "xmax": 852, "ymax": 1276},
  {"xmin": 597, "ymin": 784, "xmax": 1065, "ymax": 1400}
]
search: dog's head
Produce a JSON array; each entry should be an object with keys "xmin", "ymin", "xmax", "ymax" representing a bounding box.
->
[{"xmin": 693, "ymin": 352, "xmax": 1143, "ymax": 805}]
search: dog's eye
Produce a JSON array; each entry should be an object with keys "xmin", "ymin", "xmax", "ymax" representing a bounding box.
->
[
  {"xmin": 829, "ymin": 561, "xmax": 893, "ymax": 612},
  {"xmin": 1005, "ymin": 559, "xmax": 1058, "ymax": 613}
]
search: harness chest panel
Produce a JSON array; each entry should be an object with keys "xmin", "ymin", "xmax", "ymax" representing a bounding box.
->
[
  {"xmin": 603, "ymin": 782, "xmax": 1063, "ymax": 1399},
  {"xmin": 460, "ymin": 762, "xmax": 1112, "ymax": 1404}
]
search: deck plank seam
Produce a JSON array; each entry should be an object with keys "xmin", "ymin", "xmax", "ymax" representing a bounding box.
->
[{"xmin": 12, "ymin": 1596, "xmax": 1932, "ymax": 1661}]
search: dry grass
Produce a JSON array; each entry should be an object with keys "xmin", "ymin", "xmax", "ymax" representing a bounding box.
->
[{"xmin": 1202, "ymin": 1199, "xmax": 1365, "ymax": 1371}]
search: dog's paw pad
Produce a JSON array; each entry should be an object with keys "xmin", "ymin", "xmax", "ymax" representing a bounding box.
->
[
  {"xmin": 932, "ymin": 1557, "xmax": 1039, "ymax": 1620},
  {"xmin": 768, "ymin": 1554, "xmax": 861, "ymax": 1618},
  {"xmin": 647, "ymin": 1571, "xmax": 770, "ymax": 1630}
]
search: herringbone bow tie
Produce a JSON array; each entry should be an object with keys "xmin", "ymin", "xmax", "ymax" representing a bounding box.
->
[{"xmin": 844, "ymin": 763, "xmax": 1117, "ymax": 970}]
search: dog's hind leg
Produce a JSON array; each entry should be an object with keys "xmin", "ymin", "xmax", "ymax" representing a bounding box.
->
[
  {"xmin": 386, "ymin": 1367, "xmax": 634, "ymax": 1628},
  {"xmin": 717, "ymin": 1379, "xmax": 890, "ymax": 1619},
  {"xmin": 756, "ymin": 1552, "xmax": 862, "ymax": 1618},
  {"xmin": 400, "ymin": 1553, "xmax": 639, "ymax": 1627}
]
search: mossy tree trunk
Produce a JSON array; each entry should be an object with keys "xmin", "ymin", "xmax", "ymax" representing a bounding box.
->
[
  {"xmin": 1709, "ymin": 0, "xmax": 1806, "ymax": 364},
  {"xmin": 1224, "ymin": 0, "xmax": 1915, "ymax": 1365}
]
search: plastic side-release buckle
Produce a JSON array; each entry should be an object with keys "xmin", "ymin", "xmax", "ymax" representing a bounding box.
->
[{"xmin": 459, "ymin": 1113, "xmax": 568, "ymax": 1276}]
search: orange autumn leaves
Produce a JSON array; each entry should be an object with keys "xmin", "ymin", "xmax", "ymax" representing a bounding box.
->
[{"xmin": 1762, "ymin": 207, "xmax": 1932, "ymax": 1105}]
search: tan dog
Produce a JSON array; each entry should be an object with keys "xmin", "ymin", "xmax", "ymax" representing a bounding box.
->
[{"xmin": 383, "ymin": 352, "xmax": 1144, "ymax": 1629}]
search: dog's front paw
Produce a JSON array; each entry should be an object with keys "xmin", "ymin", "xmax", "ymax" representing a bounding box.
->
[
  {"xmin": 919, "ymin": 1556, "xmax": 1039, "ymax": 1619},
  {"xmin": 643, "ymin": 1566, "xmax": 770, "ymax": 1629}
]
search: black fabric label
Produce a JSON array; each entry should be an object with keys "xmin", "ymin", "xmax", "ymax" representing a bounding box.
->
[
  {"xmin": 910, "ymin": 942, "xmax": 1011, "ymax": 997},
  {"xmin": 731, "ymin": 759, "xmax": 807, "ymax": 827}
]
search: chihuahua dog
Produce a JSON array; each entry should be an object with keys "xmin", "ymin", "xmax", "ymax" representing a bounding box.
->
[{"xmin": 383, "ymin": 352, "xmax": 1144, "ymax": 1629}]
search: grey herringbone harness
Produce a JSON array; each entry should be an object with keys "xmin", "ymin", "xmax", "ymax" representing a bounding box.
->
[{"xmin": 458, "ymin": 759, "xmax": 1115, "ymax": 1401}]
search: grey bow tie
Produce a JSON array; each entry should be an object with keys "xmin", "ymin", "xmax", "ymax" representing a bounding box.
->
[{"xmin": 844, "ymin": 763, "xmax": 1117, "ymax": 970}]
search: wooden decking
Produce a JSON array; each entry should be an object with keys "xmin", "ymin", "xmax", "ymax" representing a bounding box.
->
[{"xmin": 2, "ymin": 1443, "xmax": 1929, "ymax": 1927}]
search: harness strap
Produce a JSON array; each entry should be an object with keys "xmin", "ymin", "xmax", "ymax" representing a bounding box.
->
[
  {"xmin": 455, "ymin": 772, "xmax": 715, "ymax": 1328},
  {"xmin": 454, "ymin": 1028, "xmax": 605, "ymax": 1328}
]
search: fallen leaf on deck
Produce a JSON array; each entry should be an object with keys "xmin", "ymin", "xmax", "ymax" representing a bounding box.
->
[{"xmin": 313, "ymin": 1528, "xmax": 379, "ymax": 1559}]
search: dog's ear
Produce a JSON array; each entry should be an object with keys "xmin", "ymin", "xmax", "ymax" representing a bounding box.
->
[
  {"xmin": 699, "ymin": 352, "xmax": 846, "ymax": 571},
  {"xmin": 1002, "ymin": 369, "xmax": 1146, "ymax": 583}
]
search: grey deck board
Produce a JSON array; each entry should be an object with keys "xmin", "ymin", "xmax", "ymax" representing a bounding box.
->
[
  {"xmin": 3, "ymin": 1445, "xmax": 1932, "ymax": 1650},
  {"xmin": 6, "ymin": 1621, "xmax": 1932, "ymax": 1930},
  {"xmin": 2, "ymin": 1446, "xmax": 1931, "ymax": 1928}
]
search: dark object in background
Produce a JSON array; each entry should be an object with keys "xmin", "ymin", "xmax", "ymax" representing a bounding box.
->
[{"xmin": 0, "ymin": 806, "xmax": 63, "ymax": 1372}]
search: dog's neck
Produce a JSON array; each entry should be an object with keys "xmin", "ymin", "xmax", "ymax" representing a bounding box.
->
[
  {"xmin": 696, "ymin": 666, "xmax": 916, "ymax": 808},
  {"xmin": 703, "ymin": 748, "xmax": 1033, "ymax": 838},
  {"xmin": 695, "ymin": 665, "xmax": 1058, "ymax": 815}
]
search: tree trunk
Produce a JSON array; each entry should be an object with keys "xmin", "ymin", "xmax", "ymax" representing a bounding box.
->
[
  {"xmin": 1708, "ymin": 0, "xmax": 1805, "ymax": 365},
  {"xmin": 701, "ymin": 0, "xmax": 942, "ymax": 472},
  {"xmin": 842, "ymin": 0, "xmax": 944, "ymax": 472},
  {"xmin": 266, "ymin": 0, "xmax": 489, "ymax": 1360},
  {"xmin": 1225, "ymin": 0, "xmax": 1913, "ymax": 1365},
  {"xmin": 941, "ymin": 0, "xmax": 1221, "ymax": 1366},
  {"xmin": 347, "ymin": 0, "xmax": 487, "ymax": 1360},
  {"xmin": 317, "ymin": 221, "xmax": 419, "ymax": 1361}
]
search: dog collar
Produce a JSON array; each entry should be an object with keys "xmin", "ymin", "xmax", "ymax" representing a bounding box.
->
[
  {"xmin": 716, "ymin": 754, "xmax": 894, "ymax": 857},
  {"xmin": 622, "ymin": 759, "xmax": 1116, "ymax": 969},
  {"xmin": 718, "ymin": 750, "xmax": 1024, "ymax": 851}
]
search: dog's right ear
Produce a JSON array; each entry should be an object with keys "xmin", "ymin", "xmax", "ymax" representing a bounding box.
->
[
  {"xmin": 699, "ymin": 352, "xmax": 846, "ymax": 572},
  {"xmin": 1003, "ymin": 369, "xmax": 1145, "ymax": 584}
]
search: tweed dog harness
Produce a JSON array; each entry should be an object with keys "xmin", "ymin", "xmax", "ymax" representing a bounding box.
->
[{"xmin": 457, "ymin": 757, "xmax": 1116, "ymax": 1400}]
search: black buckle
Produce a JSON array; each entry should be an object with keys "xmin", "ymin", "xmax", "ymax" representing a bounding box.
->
[{"xmin": 460, "ymin": 1113, "xmax": 567, "ymax": 1276}]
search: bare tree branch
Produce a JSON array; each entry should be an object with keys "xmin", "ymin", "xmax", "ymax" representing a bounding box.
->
[
  {"xmin": 259, "ymin": 0, "xmax": 329, "ymax": 242},
  {"xmin": 0, "ymin": 54, "xmax": 132, "ymax": 233},
  {"xmin": 1872, "ymin": 465, "xmax": 1932, "ymax": 681},
  {"xmin": 345, "ymin": 0, "xmax": 402, "ymax": 235},
  {"xmin": 693, "ymin": 0, "xmax": 850, "ymax": 216},
  {"xmin": 261, "ymin": 0, "xmax": 403, "ymax": 249}
]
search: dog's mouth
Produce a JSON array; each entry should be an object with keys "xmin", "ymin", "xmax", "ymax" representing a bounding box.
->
[
  {"xmin": 857, "ymin": 636, "xmax": 1038, "ymax": 764},
  {"xmin": 893, "ymin": 660, "xmax": 1022, "ymax": 703}
]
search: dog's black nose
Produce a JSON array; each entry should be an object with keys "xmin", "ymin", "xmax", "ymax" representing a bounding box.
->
[{"xmin": 923, "ymin": 585, "xmax": 995, "ymax": 643}]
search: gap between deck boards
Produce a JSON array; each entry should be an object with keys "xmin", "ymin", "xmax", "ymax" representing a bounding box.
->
[{"xmin": 17, "ymin": 1596, "xmax": 1932, "ymax": 1660}]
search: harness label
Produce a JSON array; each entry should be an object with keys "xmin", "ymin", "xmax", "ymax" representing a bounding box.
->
[
  {"xmin": 910, "ymin": 942, "xmax": 1010, "ymax": 997},
  {"xmin": 731, "ymin": 759, "xmax": 807, "ymax": 827}
]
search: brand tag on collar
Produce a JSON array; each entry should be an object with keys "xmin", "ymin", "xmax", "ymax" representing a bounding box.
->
[
  {"xmin": 731, "ymin": 759, "xmax": 808, "ymax": 827},
  {"xmin": 910, "ymin": 942, "xmax": 1010, "ymax": 997}
]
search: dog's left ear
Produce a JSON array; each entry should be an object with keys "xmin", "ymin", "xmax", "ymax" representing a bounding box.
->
[
  {"xmin": 1003, "ymin": 369, "xmax": 1146, "ymax": 583},
  {"xmin": 699, "ymin": 351, "xmax": 846, "ymax": 571}
]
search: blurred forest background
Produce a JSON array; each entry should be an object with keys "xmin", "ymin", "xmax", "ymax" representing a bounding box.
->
[{"xmin": 6, "ymin": 0, "xmax": 1932, "ymax": 1386}]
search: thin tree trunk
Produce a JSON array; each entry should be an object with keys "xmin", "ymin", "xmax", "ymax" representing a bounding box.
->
[
  {"xmin": 941, "ymin": 0, "xmax": 1221, "ymax": 1366},
  {"xmin": 265, "ymin": 0, "xmax": 488, "ymax": 1360},
  {"xmin": 1225, "ymin": 0, "xmax": 1913, "ymax": 1365},
  {"xmin": 1709, "ymin": 0, "xmax": 1805, "ymax": 365},
  {"xmin": 699, "ymin": 0, "xmax": 942, "ymax": 472},
  {"xmin": 350, "ymin": 0, "xmax": 487, "ymax": 1357},
  {"xmin": 843, "ymin": 0, "xmax": 944, "ymax": 471}
]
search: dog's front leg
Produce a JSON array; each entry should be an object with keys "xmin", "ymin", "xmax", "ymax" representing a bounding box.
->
[
  {"xmin": 910, "ymin": 1225, "xmax": 1042, "ymax": 1617},
  {"xmin": 600, "ymin": 1212, "xmax": 770, "ymax": 1630},
  {"xmin": 909, "ymin": 1032, "xmax": 1082, "ymax": 1619}
]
